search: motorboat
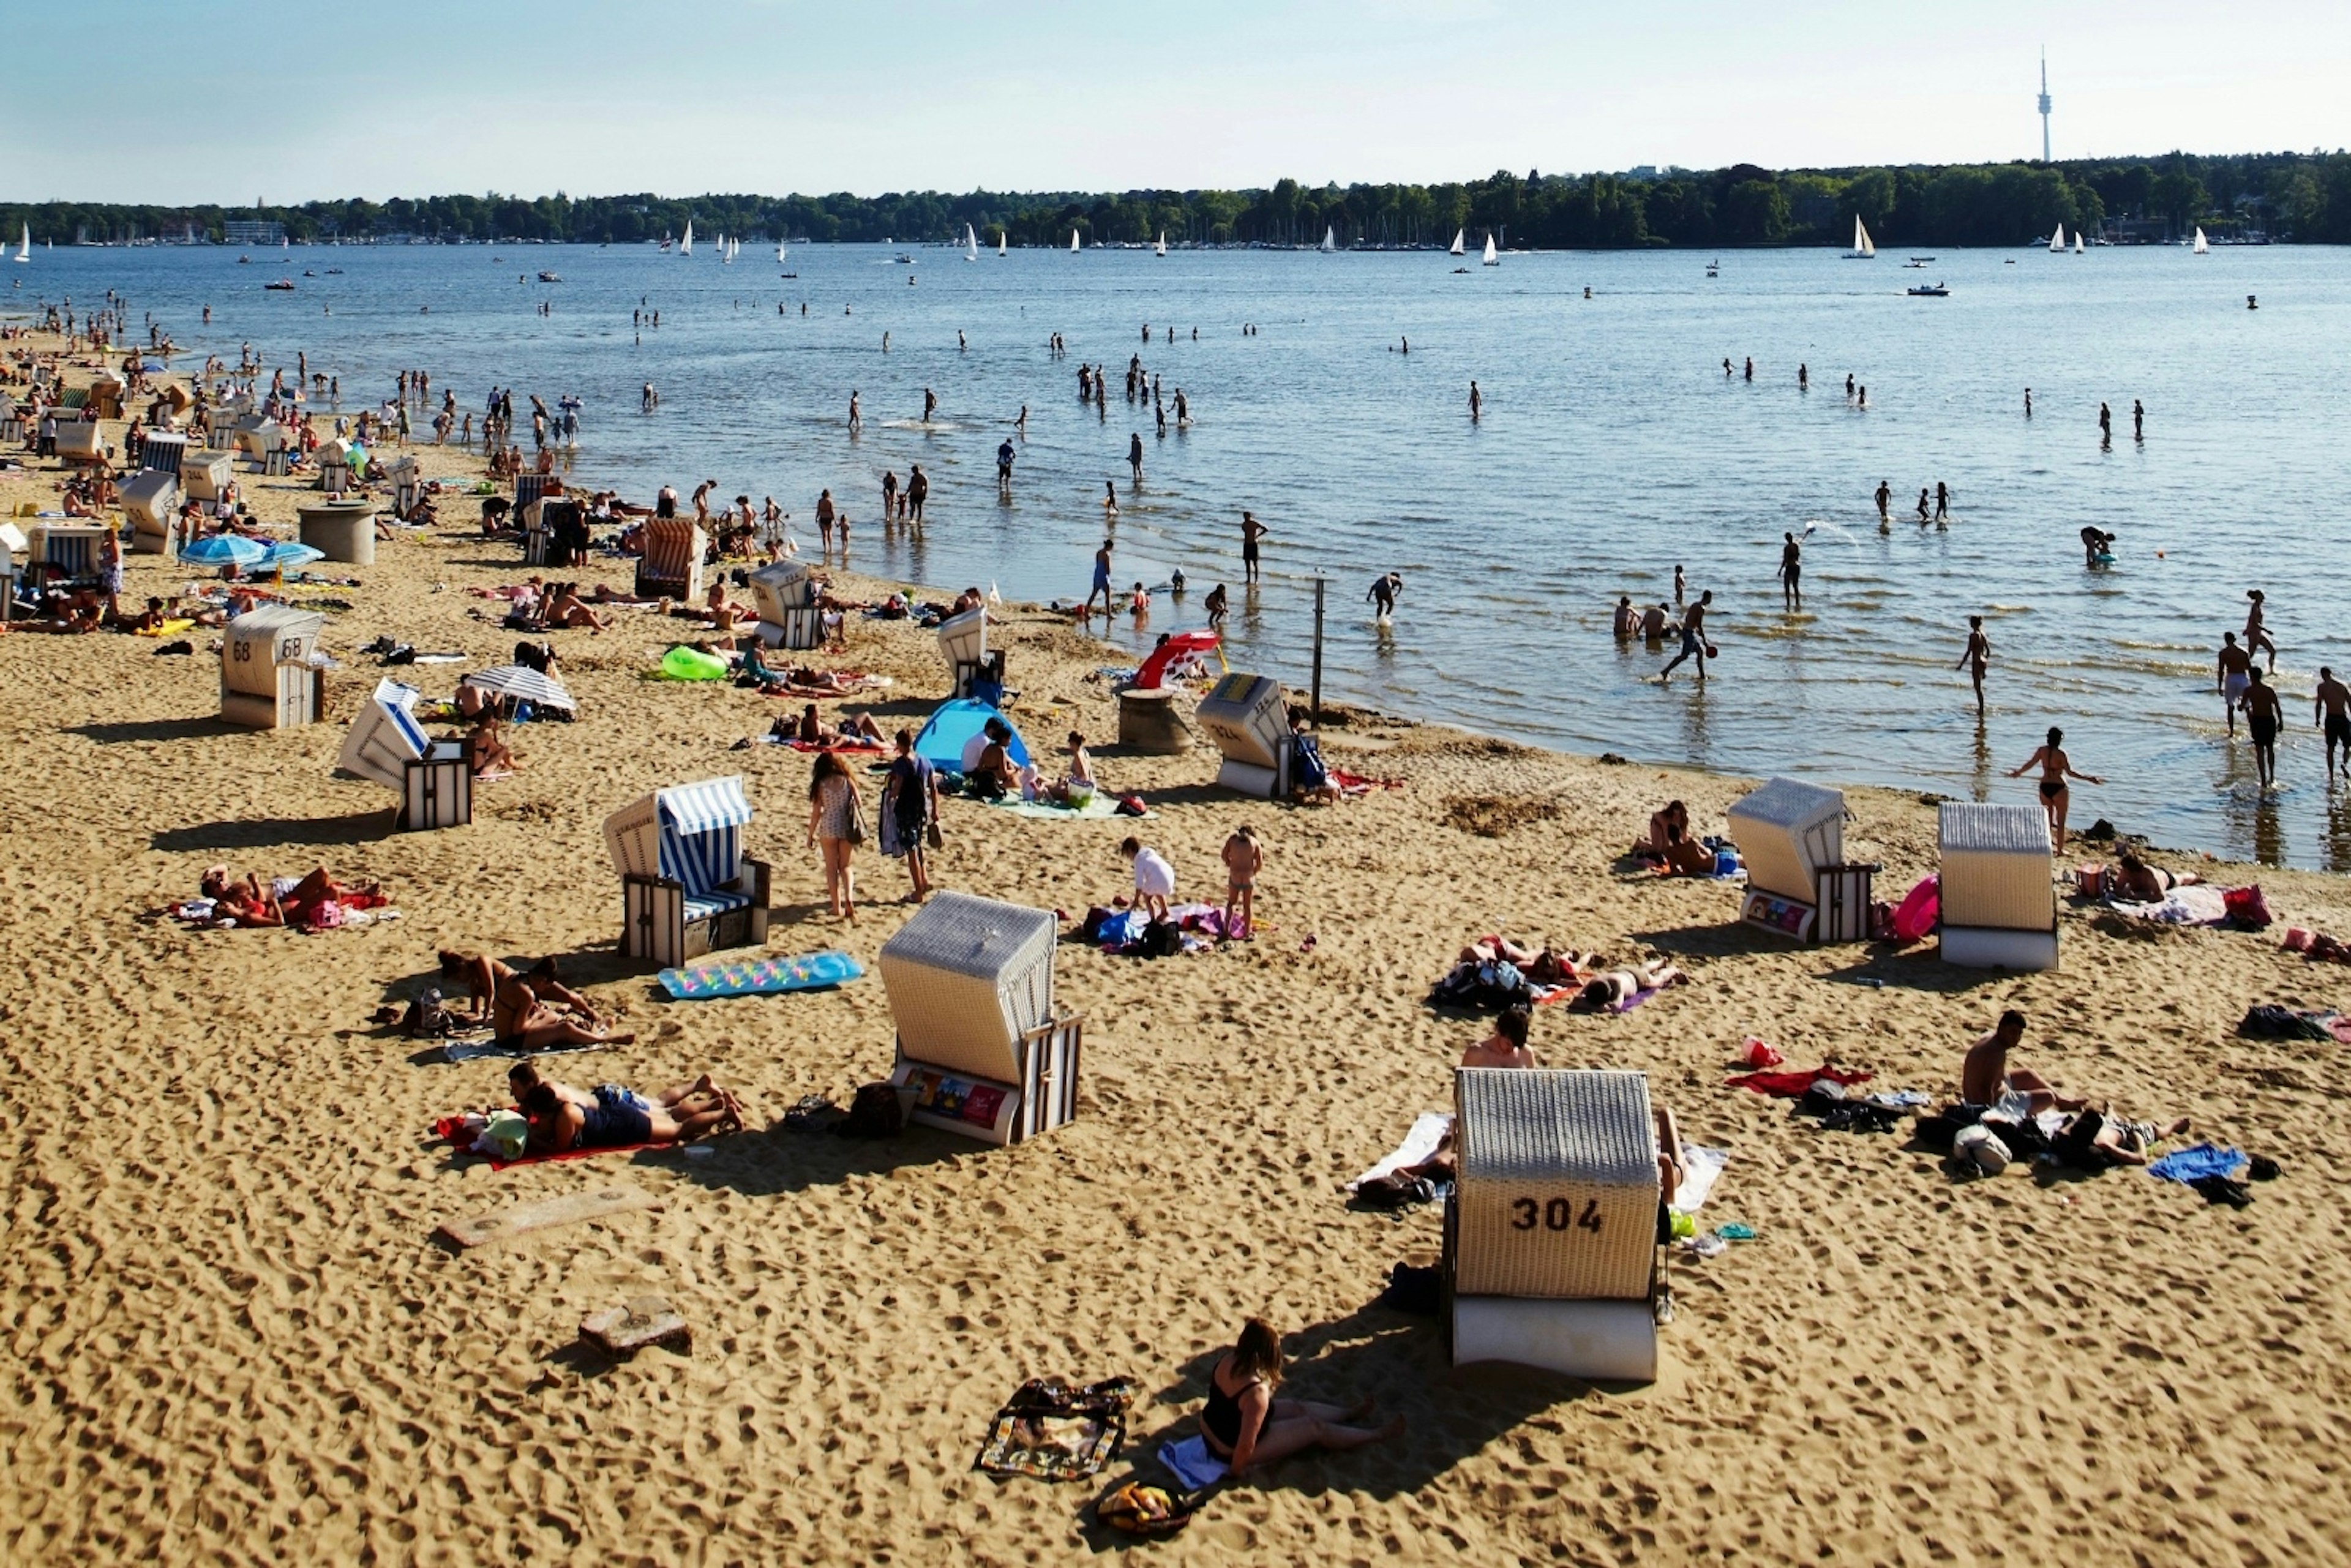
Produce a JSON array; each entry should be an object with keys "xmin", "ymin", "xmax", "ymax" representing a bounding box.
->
[
  {"xmin": 1907, "ymin": 282, "xmax": 1949, "ymax": 297},
  {"xmin": 538, "ymin": 271, "xmax": 561, "ymax": 282},
  {"xmin": 264, "ymin": 279, "xmax": 295, "ymax": 291}
]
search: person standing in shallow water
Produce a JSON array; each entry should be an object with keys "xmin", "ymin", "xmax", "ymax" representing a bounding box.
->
[
  {"xmin": 1468, "ymin": 381, "xmax": 1481, "ymax": 421},
  {"xmin": 1661, "ymin": 590, "xmax": 1713, "ymax": 683},
  {"xmin": 1240, "ymin": 511, "xmax": 1268, "ymax": 584},
  {"xmin": 1957, "ymin": 616, "xmax": 1992, "ymax": 714},
  {"xmin": 1779, "ymin": 533, "xmax": 1801, "ymax": 611}
]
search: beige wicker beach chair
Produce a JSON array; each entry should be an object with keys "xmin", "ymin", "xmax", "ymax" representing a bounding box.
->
[{"xmin": 1939, "ymin": 801, "xmax": 2058, "ymax": 970}]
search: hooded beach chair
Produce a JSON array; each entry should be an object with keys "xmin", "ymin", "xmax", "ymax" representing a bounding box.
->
[
  {"xmin": 1938, "ymin": 801, "xmax": 2058, "ymax": 970},
  {"xmin": 1444, "ymin": 1068, "xmax": 1673, "ymax": 1382},
  {"xmin": 1196, "ymin": 671, "xmax": 1292, "ymax": 798},
  {"xmin": 603, "ymin": 776, "xmax": 771, "ymax": 967},
  {"xmin": 337, "ymin": 678, "xmax": 470, "ymax": 829},
  {"xmin": 26, "ymin": 523, "xmax": 107, "ymax": 595},
  {"xmin": 634, "ymin": 517, "xmax": 706, "ymax": 603},
  {"xmin": 1726, "ymin": 777, "xmax": 1875, "ymax": 942},
  {"xmin": 749, "ymin": 559, "xmax": 822, "ymax": 650},
  {"xmin": 120, "ymin": 470, "xmax": 182, "ymax": 554},
  {"xmin": 879, "ymin": 891, "xmax": 1082, "ymax": 1145},
  {"xmin": 138, "ymin": 430, "xmax": 188, "ymax": 476},
  {"xmin": 220, "ymin": 604, "xmax": 327, "ymax": 728}
]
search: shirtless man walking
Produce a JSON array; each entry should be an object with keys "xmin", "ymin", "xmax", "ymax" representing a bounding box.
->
[
  {"xmin": 2317, "ymin": 667, "xmax": 2351, "ymax": 779},
  {"xmin": 1779, "ymin": 532, "xmax": 1802, "ymax": 610},
  {"xmin": 2245, "ymin": 668, "xmax": 2284, "ymax": 787},
  {"xmin": 1874, "ymin": 479, "xmax": 1892, "ymax": 528},
  {"xmin": 2217, "ymin": 632, "xmax": 2253, "ymax": 735},
  {"xmin": 1957, "ymin": 615, "xmax": 1992, "ymax": 713}
]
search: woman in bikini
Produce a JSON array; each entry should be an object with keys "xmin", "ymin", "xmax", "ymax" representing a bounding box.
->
[
  {"xmin": 2109, "ymin": 850, "xmax": 2199, "ymax": 903},
  {"xmin": 490, "ymin": 968, "xmax": 635, "ymax": 1051},
  {"xmin": 2009, "ymin": 726, "xmax": 2104, "ymax": 849},
  {"xmin": 1573, "ymin": 958, "xmax": 1684, "ymax": 1012},
  {"xmin": 1196, "ymin": 1318, "xmax": 1400, "ymax": 1478}
]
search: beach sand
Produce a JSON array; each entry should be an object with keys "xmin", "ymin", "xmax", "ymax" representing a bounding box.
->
[{"xmin": 6, "ymin": 337, "xmax": 2351, "ymax": 1563}]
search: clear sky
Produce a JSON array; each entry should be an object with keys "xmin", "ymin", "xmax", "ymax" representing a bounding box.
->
[{"xmin": 7, "ymin": 0, "xmax": 2346, "ymax": 203}]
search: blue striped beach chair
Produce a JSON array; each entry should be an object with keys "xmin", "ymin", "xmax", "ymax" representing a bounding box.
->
[{"xmin": 603, "ymin": 776, "xmax": 771, "ymax": 967}]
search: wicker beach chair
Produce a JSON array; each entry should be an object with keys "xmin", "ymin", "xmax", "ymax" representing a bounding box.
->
[
  {"xmin": 337, "ymin": 679, "xmax": 470, "ymax": 830},
  {"xmin": 879, "ymin": 891, "xmax": 1082, "ymax": 1145},
  {"xmin": 1938, "ymin": 802, "xmax": 2058, "ymax": 970},
  {"xmin": 749, "ymin": 560, "xmax": 822, "ymax": 650},
  {"xmin": 603, "ymin": 776, "xmax": 771, "ymax": 967},
  {"xmin": 635, "ymin": 517, "xmax": 706, "ymax": 602},
  {"xmin": 1445, "ymin": 1068, "xmax": 1669, "ymax": 1381},
  {"xmin": 1727, "ymin": 777, "xmax": 1875, "ymax": 942}
]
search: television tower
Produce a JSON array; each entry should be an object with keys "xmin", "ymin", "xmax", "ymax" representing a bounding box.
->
[{"xmin": 2038, "ymin": 51, "xmax": 2052, "ymax": 163}]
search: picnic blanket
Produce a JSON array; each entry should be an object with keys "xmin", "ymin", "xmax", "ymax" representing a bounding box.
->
[
  {"xmin": 1347, "ymin": 1111, "xmax": 1453, "ymax": 1191},
  {"xmin": 657, "ymin": 950, "xmax": 863, "ymax": 1000},
  {"xmin": 2107, "ymin": 884, "xmax": 2230, "ymax": 926},
  {"xmin": 988, "ymin": 792, "xmax": 1128, "ymax": 820}
]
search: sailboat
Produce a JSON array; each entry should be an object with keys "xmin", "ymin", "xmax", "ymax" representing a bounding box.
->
[
  {"xmin": 715, "ymin": 233, "xmax": 727, "ymax": 261},
  {"xmin": 1155, "ymin": 231, "xmax": 1167, "ymax": 258},
  {"xmin": 2192, "ymin": 226, "xmax": 2210, "ymax": 255},
  {"xmin": 2072, "ymin": 231, "xmax": 2085, "ymax": 255},
  {"xmin": 1847, "ymin": 216, "xmax": 1877, "ymax": 258},
  {"xmin": 964, "ymin": 224, "xmax": 978, "ymax": 261},
  {"xmin": 1449, "ymin": 228, "xmax": 1465, "ymax": 257},
  {"xmin": 1481, "ymin": 231, "xmax": 1499, "ymax": 266},
  {"xmin": 680, "ymin": 220, "xmax": 693, "ymax": 257},
  {"xmin": 12, "ymin": 223, "xmax": 28, "ymax": 264},
  {"xmin": 777, "ymin": 239, "xmax": 787, "ymax": 263},
  {"xmin": 997, "ymin": 231, "xmax": 1007, "ymax": 257},
  {"xmin": 1070, "ymin": 228, "xmax": 1081, "ymax": 253},
  {"xmin": 2048, "ymin": 224, "xmax": 2065, "ymax": 253},
  {"xmin": 1319, "ymin": 226, "xmax": 1335, "ymax": 253}
]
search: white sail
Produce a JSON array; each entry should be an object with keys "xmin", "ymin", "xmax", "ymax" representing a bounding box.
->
[
  {"xmin": 1850, "ymin": 217, "xmax": 1876, "ymax": 258},
  {"xmin": 1450, "ymin": 228, "xmax": 1465, "ymax": 256},
  {"xmin": 681, "ymin": 220, "xmax": 692, "ymax": 257},
  {"xmin": 1482, "ymin": 232, "xmax": 1498, "ymax": 266},
  {"xmin": 965, "ymin": 224, "xmax": 978, "ymax": 261},
  {"xmin": 997, "ymin": 232, "xmax": 1007, "ymax": 257},
  {"xmin": 12, "ymin": 223, "xmax": 28, "ymax": 263},
  {"xmin": 2192, "ymin": 226, "xmax": 2210, "ymax": 255},
  {"xmin": 1320, "ymin": 225, "xmax": 1335, "ymax": 253},
  {"xmin": 2073, "ymin": 231, "xmax": 2085, "ymax": 253},
  {"xmin": 2049, "ymin": 225, "xmax": 2064, "ymax": 252},
  {"xmin": 1155, "ymin": 231, "xmax": 1167, "ymax": 257},
  {"xmin": 1070, "ymin": 228, "xmax": 1080, "ymax": 253},
  {"xmin": 777, "ymin": 239, "xmax": 786, "ymax": 262}
]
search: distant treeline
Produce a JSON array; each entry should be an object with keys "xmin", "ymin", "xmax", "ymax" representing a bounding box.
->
[{"xmin": 10, "ymin": 151, "xmax": 2351, "ymax": 250}]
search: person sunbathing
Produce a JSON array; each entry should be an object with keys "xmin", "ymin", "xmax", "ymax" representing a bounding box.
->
[
  {"xmin": 1196, "ymin": 1317, "xmax": 1401, "ymax": 1479},
  {"xmin": 792, "ymin": 705, "xmax": 885, "ymax": 747},
  {"xmin": 1960, "ymin": 1010, "xmax": 2083, "ymax": 1114},
  {"xmin": 200, "ymin": 866, "xmax": 382, "ymax": 928},
  {"xmin": 589, "ymin": 582, "xmax": 661, "ymax": 606},
  {"xmin": 541, "ymin": 582, "xmax": 610, "ymax": 631},
  {"xmin": 1455, "ymin": 936, "xmax": 1594, "ymax": 986},
  {"xmin": 2050, "ymin": 1107, "xmax": 2191, "ymax": 1168},
  {"xmin": 1460, "ymin": 1006, "xmax": 1537, "ymax": 1068},
  {"xmin": 462, "ymin": 713, "xmax": 518, "ymax": 777},
  {"xmin": 490, "ymin": 970, "xmax": 636, "ymax": 1052},
  {"xmin": 508, "ymin": 1060, "xmax": 741, "ymax": 1126},
  {"xmin": 692, "ymin": 582, "xmax": 755, "ymax": 634},
  {"xmin": 2109, "ymin": 850, "xmax": 2200, "ymax": 903},
  {"xmin": 1637, "ymin": 801, "xmax": 1717, "ymax": 874},
  {"xmin": 1573, "ymin": 958, "xmax": 1684, "ymax": 1011},
  {"xmin": 125, "ymin": 596, "xmax": 173, "ymax": 632},
  {"xmin": 517, "ymin": 1079, "xmax": 728, "ymax": 1154}
]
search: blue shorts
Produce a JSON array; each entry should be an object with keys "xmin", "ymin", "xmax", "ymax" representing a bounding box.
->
[{"xmin": 582, "ymin": 1084, "xmax": 653, "ymax": 1147}]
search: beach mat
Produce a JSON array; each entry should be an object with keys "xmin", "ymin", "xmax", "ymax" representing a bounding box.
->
[
  {"xmin": 986, "ymin": 792, "xmax": 1132, "ymax": 821},
  {"xmin": 658, "ymin": 949, "xmax": 863, "ymax": 1000}
]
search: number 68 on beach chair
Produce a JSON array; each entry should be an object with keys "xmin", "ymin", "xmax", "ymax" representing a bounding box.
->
[
  {"xmin": 1444, "ymin": 1068, "xmax": 1675, "ymax": 1383},
  {"xmin": 602, "ymin": 776, "xmax": 772, "ymax": 968}
]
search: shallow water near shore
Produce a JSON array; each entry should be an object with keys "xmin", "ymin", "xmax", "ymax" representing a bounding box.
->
[{"xmin": 20, "ymin": 240, "xmax": 2351, "ymax": 866}]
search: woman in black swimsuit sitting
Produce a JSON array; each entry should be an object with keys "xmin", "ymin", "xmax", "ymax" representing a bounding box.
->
[{"xmin": 1197, "ymin": 1318, "xmax": 1401, "ymax": 1477}]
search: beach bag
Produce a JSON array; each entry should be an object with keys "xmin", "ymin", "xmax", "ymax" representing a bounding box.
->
[
  {"xmin": 1136, "ymin": 918, "xmax": 1184, "ymax": 959},
  {"xmin": 402, "ymin": 989, "xmax": 459, "ymax": 1038},
  {"xmin": 844, "ymin": 786, "xmax": 868, "ymax": 847},
  {"xmin": 2223, "ymin": 885, "xmax": 2273, "ymax": 929},
  {"xmin": 478, "ymin": 1110, "xmax": 529, "ymax": 1162},
  {"xmin": 1114, "ymin": 793, "xmax": 1148, "ymax": 817},
  {"xmin": 1953, "ymin": 1124, "xmax": 2011, "ymax": 1177},
  {"xmin": 835, "ymin": 1082, "xmax": 904, "ymax": 1139}
]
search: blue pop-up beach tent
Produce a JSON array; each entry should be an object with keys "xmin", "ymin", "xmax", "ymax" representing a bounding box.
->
[{"xmin": 915, "ymin": 699, "xmax": 1032, "ymax": 773}]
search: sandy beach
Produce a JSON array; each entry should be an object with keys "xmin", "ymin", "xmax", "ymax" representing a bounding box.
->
[{"xmin": 6, "ymin": 334, "xmax": 2351, "ymax": 1564}]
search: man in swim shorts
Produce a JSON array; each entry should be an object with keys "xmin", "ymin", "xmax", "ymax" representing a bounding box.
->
[
  {"xmin": 1660, "ymin": 591, "xmax": 1712, "ymax": 683},
  {"xmin": 2216, "ymin": 632, "xmax": 2252, "ymax": 736},
  {"xmin": 1086, "ymin": 539, "xmax": 1114, "ymax": 618},
  {"xmin": 2244, "ymin": 667, "xmax": 2283, "ymax": 787},
  {"xmin": 2317, "ymin": 667, "xmax": 2351, "ymax": 779},
  {"xmin": 1960, "ymin": 1010, "xmax": 2083, "ymax": 1116}
]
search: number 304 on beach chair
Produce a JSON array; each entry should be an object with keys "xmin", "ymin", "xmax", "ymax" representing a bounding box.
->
[
  {"xmin": 1444, "ymin": 1068, "xmax": 1676, "ymax": 1383},
  {"xmin": 602, "ymin": 777, "xmax": 771, "ymax": 968}
]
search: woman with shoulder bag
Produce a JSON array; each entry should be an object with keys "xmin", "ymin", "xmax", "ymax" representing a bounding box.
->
[
  {"xmin": 807, "ymin": 752, "xmax": 862, "ymax": 923},
  {"xmin": 879, "ymin": 727, "xmax": 942, "ymax": 902}
]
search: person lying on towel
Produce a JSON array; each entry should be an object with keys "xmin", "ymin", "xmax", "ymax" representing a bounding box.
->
[
  {"xmin": 515, "ymin": 1065, "xmax": 740, "ymax": 1154},
  {"xmin": 489, "ymin": 964, "xmax": 635, "ymax": 1052},
  {"xmin": 1570, "ymin": 958, "xmax": 1684, "ymax": 1011}
]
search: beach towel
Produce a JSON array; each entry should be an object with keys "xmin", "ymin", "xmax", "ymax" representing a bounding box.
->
[
  {"xmin": 785, "ymin": 739, "xmax": 887, "ymax": 756},
  {"xmin": 2146, "ymin": 1143, "xmax": 2246, "ymax": 1186},
  {"xmin": 440, "ymin": 1037, "xmax": 609, "ymax": 1063},
  {"xmin": 2107, "ymin": 883, "xmax": 2230, "ymax": 927},
  {"xmin": 1674, "ymin": 1144, "xmax": 1728, "ymax": 1211},
  {"xmin": 1613, "ymin": 986, "xmax": 1661, "ymax": 1015},
  {"xmin": 1348, "ymin": 1111, "xmax": 1453, "ymax": 1191},
  {"xmin": 1158, "ymin": 1435, "xmax": 1229, "ymax": 1493},
  {"xmin": 1724, "ymin": 1065, "xmax": 1872, "ymax": 1097},
  {"xmin": 988, "ymin": 792, "xmax": 1131, "ymax": 820},
  {"xmin": 972, "ymin": 1378, "xmax": 1136, "ymax": 1482},
  {"xmin": 657, "ymin": 950, "xmax": 863, "ymax": 1000},
  {"xmin": 429, "ymin": 1113, "xmax": 662, "ymax": 1171}
]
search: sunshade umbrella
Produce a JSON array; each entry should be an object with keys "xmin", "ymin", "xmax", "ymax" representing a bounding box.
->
[
  {"xmin": 178, "ymin": 534, "xmax": 269, "ymax": 569},
  {"xmin": 461, "ymin": 664, "xmax": 577, "ymax": 712},
  {"xmin": 258, "ymin": 540, "xmax": 324, "ymax": 571}
]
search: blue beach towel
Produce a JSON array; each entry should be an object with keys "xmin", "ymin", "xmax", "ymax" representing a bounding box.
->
[
  {"xmin": 1159, "ymin": 1435, "xmax": 1228, "ymax": 1492},
  {"xmin": 2145, "ymin": 1142, "xmax": 2244, "ymax": 1185}
]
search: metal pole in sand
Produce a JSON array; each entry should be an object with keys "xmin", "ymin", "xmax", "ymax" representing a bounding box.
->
[{"xmin": 1310, "ymin": 577, "xmax": 1325, "ymax": 730}]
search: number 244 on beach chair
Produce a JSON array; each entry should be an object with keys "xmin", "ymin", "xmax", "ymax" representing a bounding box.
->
[{"xmin": 602, "ymin": 777, "xmax": 771, "ymax": 969}]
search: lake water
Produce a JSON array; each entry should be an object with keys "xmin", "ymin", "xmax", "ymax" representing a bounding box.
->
[{"xmin": 14, "ymin": 239, "xmax": 2350, "ymax": 868}]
